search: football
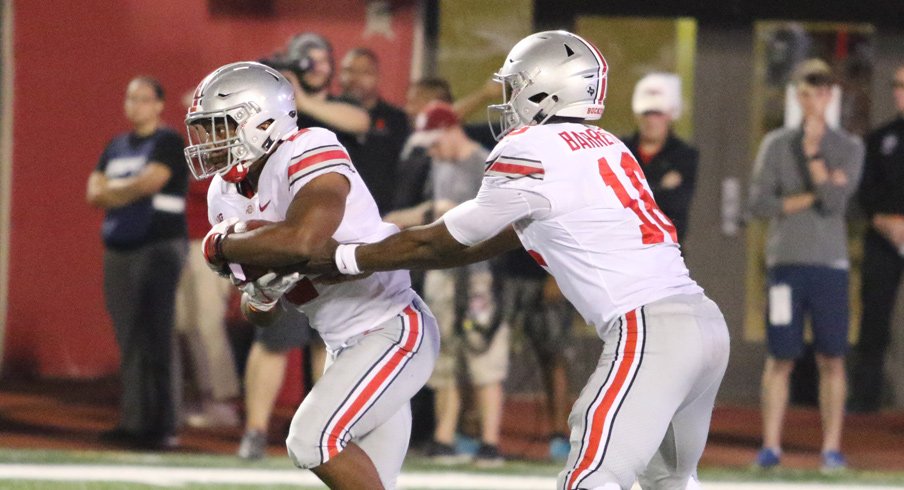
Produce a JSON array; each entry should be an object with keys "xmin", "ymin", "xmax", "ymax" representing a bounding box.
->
[
  {"xmin": 229, "ymin": 219, "xmax": 315, "ymax": 306},
  {"xmin": 228, "ymin": 219, "xmax": 275, "ymax": 283}
]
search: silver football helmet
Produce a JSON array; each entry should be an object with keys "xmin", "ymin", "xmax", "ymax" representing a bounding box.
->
[
  {"xmin": 185, "ymin": 61, "xmax": 297, "ymax": 182},
  {"xmin": 488, "ymin": 30, "xmax": 608, "ymax": 140}
]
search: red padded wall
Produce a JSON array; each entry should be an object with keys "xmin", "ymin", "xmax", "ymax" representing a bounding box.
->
[{"xmin": 5, "ymin": 0, "xmax": 416, "ymax": 377}]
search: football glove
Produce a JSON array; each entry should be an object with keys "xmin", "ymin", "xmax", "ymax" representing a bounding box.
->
[
  {"xmin": 202, "ymin": 217, "xmax": 239, "ymax": 277},
  {"xmin": 239, "ymin": 271, "xmax": 303, "ymax": 312}
]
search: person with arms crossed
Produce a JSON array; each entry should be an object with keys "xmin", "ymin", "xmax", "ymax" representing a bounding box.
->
[
  {"xmin": 86, "ymin": 76, "xmax": 188, "ymax": 450},
  {"xmin": 311, "ymin": 31, "xmax": 729, "ymax": 490},
  {"xmin": 185, "ymin": 62, "xmax": 438, "ymax": 490},
  {"xmin": 623, "ymin": 73, "xmax": 698, "ymax": 243},
  {"xmin": 747, "ymin": 59, "xmax": 863, "ymax": 471}
]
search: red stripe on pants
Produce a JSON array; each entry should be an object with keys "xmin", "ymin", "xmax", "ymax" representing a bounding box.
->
[
  {"xmin": 325, "ymin": 306, "xmax": 421, "ymax": 457},
  {"xmin": 566, "ymin": 310, "xmax": 639, "ymax": 489}
]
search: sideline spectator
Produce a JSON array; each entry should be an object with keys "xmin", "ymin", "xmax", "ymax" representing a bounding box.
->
[
  {"xmin": 236, "ymin": 306, "xmax": 317, "ymax": 460},
  {"xmin": 385, "ymin": 102, "xmax": 507, "ymax": 467},
  {"xmin": 394, "ymin": 78, "xmax": 455, "ymax": 214},
  {"xmin": 849, "ymin": 63, "xmax": 904, "ymax": 413},
  {"xmin": 86, "ymin": 76, "xmax": 188, "ymax": 450},
  {"xmin": 491, "ymin": 249, "xmax": 575, "ymax": 461},
  {"xmin": 747, "ymin": 59, "xmax": 864, "ymax": 471},
  {"xmin": 338, "ymin": 47, "xmax": 410, "ymax": 214},
  {"xmin": 274, "ymin": 32, "xmax": 370, "ymax": 134},
  {"xmin": 174, "ymin": 177, "xmax": 241, "ymax": 429},
  {"xmin": 623, "ymin": 73, "xmax": 698, "ymax": 242}
]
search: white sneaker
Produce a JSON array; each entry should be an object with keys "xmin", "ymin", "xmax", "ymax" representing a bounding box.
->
[{"xmin": 186, "ymin": 401, "xmax": 240, "ymax": 429}]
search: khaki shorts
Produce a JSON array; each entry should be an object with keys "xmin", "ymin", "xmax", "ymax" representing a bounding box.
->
[{"xmin": 422, "ymin": 269, "xmax": 510, "ymax": 389}]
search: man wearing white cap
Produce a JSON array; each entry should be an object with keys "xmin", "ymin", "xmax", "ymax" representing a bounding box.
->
[{"xmin": 623, "ymin": 73, "xmax": 699, "ymax": 242}]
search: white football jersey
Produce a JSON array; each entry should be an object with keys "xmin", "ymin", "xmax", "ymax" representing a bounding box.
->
[
  {"xmin": 208, "ymin": 127, "xmax": 415, "ymax": 348},
  {"xmin": 444, "ymin": 122, "xmax": 702, "ymax": 336}
]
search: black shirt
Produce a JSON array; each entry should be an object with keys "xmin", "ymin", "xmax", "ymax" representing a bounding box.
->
[
  {"xmin": 859, "ymin": 116, "xmax": 904, "ymax": 217},
  {"xmin": 95, "ymin": 127, "xmax": 187, "ymax": 249},
  {"xmin": 622, "ymin": 132, "xmax": 699, "ymax": 242},
  {"xmin": 338, "ymin": 98, "xmax": 410, "ymax": 214}
]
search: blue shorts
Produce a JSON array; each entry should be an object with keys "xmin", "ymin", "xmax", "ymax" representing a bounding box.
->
[{"xmin": 765, "ymin": 265, "xmax": 849, "ymax": 359}]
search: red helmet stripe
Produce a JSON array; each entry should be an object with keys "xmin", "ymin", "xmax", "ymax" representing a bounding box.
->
[{"xmin": 573, "ymin": 33, "xmax": 607, "ymax": 105}]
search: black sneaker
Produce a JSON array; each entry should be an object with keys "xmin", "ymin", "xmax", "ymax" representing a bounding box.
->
[
  {"xmin": 425, "ymin": 440, "xmax": 471, "ymax": 465},
  {"xmin": 99, "ymin": 427, "xmax": 141, "ymax": 445},
  {"xmin": 474, "ymin": 443, "xmax": 505, "ymax": 468}
]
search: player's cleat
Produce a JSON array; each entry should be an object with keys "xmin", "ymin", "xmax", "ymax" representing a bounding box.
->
[
  {"xmin": 474, "ymin": 443, "xmax": 505, "ymax": 468},
  {"xmin": 821, "ymin": 450, "xmax": 847, "ymax": 473},
  {"xmin": 237, "ymin": 430, "xmax": 268, "ymax": 460},
  {"xmin": 753, "ymin": 447, "xmax": 781, "ymax": 469},
  {"xmin": 549, "ymin": 435, "xmax": 571, "ymax": 461}
]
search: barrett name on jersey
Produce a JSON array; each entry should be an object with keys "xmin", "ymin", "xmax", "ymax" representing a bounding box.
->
[
  {"xmin": 446, "ymin": 123, "xmax": 702, "ymax": 335},
  {"xmin": 208, "ymin": 127, "xmax": 414, "ymax": 348}
]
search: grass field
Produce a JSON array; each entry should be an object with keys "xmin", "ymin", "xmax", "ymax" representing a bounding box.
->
[{"xmin": 1, "ymin": 448, "xmax": 904, "ymax": 489}]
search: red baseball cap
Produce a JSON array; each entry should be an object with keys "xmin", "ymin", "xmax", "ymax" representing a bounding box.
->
[{"xmin": 415, "ymin": 101, "xmax": 460, "ymax": 132}]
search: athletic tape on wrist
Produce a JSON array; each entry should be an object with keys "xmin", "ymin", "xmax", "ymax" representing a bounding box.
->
[{"xmin": 335, "ymin": 243, "xmax": 361, "ymax": 275}]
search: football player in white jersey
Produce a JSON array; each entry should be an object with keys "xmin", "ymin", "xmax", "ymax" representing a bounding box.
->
[
  {"xmin": 184, "ymin": 61, "xmax": 439, "ymax": 490},
  {"xmin": 314, "ymin": 31, "xmax": 730, "ymax": 490}
]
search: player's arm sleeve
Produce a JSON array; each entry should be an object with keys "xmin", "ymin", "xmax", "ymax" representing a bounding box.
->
[
  {"xmin": 285, "ymin": 129, "xmax": 356, "ymax": 195},
  {"xmin": 444, "ymin": 181, "xmax": 550, "ymax": 246}
]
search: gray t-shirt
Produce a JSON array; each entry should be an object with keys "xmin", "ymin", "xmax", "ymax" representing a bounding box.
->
[
  {"xmin": 431, "ymin": 146, "xmax": 487, "ymax": 205},
  {"xmin": 747, "ymin": 126, "xmax": 864, "ymax": 268}
]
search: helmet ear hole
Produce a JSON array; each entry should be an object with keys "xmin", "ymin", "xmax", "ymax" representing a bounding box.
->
[
  {"xmin": 257, "ymin": 118, "xmax": 275, "ymax": 131},
  {"xmin": 528, "ymin": 92, "xmax": 549, "ymax": 103}
]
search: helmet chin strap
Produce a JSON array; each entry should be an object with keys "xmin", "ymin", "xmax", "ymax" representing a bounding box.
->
[{"xmin": 221, "ymin": 161, "xmax": 250, "ymax": 183}]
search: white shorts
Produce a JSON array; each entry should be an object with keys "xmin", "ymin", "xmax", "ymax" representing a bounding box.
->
[
  {"xmin": 285, "ymin": 296, "xmax": 439, "ymax": 489},
  {"xmin": 558, "ymin": 293, "xmax": 730, "ymax": 490}
]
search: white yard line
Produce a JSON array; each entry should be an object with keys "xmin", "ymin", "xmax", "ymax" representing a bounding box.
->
[{"xmin": 0, "ymin": 464, "xmax": 901, "ymax": 489}]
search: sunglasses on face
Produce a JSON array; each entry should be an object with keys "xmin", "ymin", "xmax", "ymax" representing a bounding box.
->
[{"xmin": 891, "ymin": 80, "xmax": 904, "ymax": 89}]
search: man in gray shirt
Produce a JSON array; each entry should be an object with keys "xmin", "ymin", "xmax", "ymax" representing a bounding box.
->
[
  {"xmin": 384, "ymin": 101, "xmax": 506, "ymax": 466},
  {"xmin": 747, "ymin": 59, "xmax": 864, "ymax": 471}
]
